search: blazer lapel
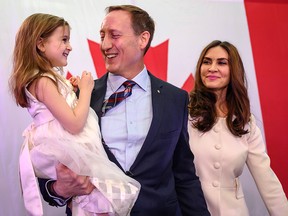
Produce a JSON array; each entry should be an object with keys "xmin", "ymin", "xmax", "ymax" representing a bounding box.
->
[
  {"xmin": 91, "ymin": 74, "xmax": 108, "ymax": 124},
  {"xmin": 130, "ymin": 73, "xmax": 165, "ymax": 170},
  {"xmin": 91, "ymin": 74, "xmax": 125, "ymax": 171},
  {"xmin": 95, "ymin": 72, "xmax": 166, "ymax": 172}
]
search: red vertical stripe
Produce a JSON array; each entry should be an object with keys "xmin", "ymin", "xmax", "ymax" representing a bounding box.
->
[{"xmin": 245, "ymin": 0, "xmax": 288, "ymax": 195}]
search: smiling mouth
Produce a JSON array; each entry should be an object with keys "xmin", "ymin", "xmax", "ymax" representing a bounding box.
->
[
  {"xmin": 106, "ymin": 54, "xmax": 117, "ymax": 59},
  {"xmin": 207, "ymin": 76, "xmax": 218, "ymax": 80}
]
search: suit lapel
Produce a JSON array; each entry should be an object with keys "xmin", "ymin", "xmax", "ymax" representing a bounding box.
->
[
  {"xmin": 130, "ymin": 73, "xmax": 165, "ymax": 170},
  {"xmin": 91, "ymin": 74, "xmax": 125, "ymax": 171},
  {"xmin": 91, "ymin": 74, "xmax": 108, "ymax": 125},
  {"xmin": 95, "ymin": 73, "xmax": 166, "ymax": 172}
]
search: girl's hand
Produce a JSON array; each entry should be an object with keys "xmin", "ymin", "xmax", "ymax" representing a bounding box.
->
[
  {"xmin": 78, "ymin": 71, "xmax": 94, "ymax": 93},
  {"xmin": 69, "ymin": 76, "xmax": 79, "ymax": 92}
]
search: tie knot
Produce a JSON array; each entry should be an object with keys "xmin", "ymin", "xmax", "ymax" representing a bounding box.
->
[
  {"xmin": 123, "ymin": 80, "xmax": 136, "ymax": 88},
  {"xmin": 101, "ymin": 80, "xmax": 136, "ymax": 116}
]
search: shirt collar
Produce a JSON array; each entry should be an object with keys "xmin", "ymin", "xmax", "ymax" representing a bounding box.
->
[{"xmin": 107, "ymin": 66, "xmax": 149, "ymax": 92}]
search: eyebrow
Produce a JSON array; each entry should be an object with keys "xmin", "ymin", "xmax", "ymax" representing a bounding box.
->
[
  {"xmin": 100, "ymin": 29, "xmax": 120, "ymax": 33},
  {"xmin": 203, "ymin": 57, "xmax": 228, "ymax": 61}
]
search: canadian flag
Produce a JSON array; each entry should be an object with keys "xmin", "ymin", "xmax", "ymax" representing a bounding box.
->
[{"xmin": 244, "ymin": 0, "xmax": 288, "ymax": 196}]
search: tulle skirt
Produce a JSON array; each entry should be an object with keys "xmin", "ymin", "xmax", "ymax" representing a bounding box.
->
[{"xmin": 25, "ymin": 108, "xmax": 140, "ymax": 215}]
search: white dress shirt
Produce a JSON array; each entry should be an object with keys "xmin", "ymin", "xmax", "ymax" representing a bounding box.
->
[{"xmin": 101, "ymin": 67, "xmax": 152, "ymax": 171}]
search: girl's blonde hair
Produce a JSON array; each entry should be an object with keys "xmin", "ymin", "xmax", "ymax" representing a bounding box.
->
[{"xmin": 9, "ymin": 13, "xmax": 70, "ymax": 107}]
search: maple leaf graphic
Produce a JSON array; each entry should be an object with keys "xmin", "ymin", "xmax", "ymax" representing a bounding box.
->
[{"xmin": 68, "ymin": 39, "xmax": 194, "ymax": 93}]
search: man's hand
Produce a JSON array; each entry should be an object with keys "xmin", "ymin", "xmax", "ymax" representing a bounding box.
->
[{"xmin": 52, "ymin": 163, "xmax": 95, "ymax": 198}]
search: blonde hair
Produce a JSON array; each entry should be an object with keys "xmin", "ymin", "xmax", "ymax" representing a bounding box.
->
[{"xmin": 9, "ymin": 13, "xmax": 70, "ymax": 107}]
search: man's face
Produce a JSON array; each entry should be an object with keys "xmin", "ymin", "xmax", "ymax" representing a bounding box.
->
[{"xmin": 100, "ymin": 10, "xmax": 145, "ymax": 78}]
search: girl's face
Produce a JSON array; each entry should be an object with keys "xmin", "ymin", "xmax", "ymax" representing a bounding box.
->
[
  {"xmin": 200, "ymin": 46, "xmax": 230, "ymax": 94},
  {"xmin": 40, "ymin": 25, "xmax": 72, "ymax": 67}
]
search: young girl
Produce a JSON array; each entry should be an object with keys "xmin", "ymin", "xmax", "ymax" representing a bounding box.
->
[
  {"xmin": 188, "ymin": 40, "xmax": 288, "ymax": 216},
  {"xmin": 9, "ymin": 13, "xmax": 140, "ymax": 216}
]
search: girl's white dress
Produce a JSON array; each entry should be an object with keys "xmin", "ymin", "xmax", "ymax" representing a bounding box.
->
[{"xmin": 19, "ymin": 73, "xmax": 140, "ymax": 216}]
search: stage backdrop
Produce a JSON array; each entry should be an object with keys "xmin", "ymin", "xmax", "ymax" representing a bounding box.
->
[{"xmin": 0, "ymin": 0, "xmax": 287, "ymax": 215}]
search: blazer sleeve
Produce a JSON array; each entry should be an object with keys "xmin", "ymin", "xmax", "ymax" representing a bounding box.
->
[
  {"xmin": 173, "ymin": 92, "xmax": 210, "ymax": 216},
  {"xmin": 38, "ymin": 178, "xmax": 71, "ymax": 207},
  {"xmin": 246, "ymin": 115, "xmax": 288, "ymax": 216}
]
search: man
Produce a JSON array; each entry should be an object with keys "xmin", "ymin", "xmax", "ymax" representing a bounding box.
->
[{"xmin": 39, "ymin": 5, "xmax": 210, "ymax": 216}]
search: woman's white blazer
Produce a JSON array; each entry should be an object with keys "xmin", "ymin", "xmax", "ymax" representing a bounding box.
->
[{"xmin": 188, "ymin": 115, "xmax": 288, "ymax": 216}]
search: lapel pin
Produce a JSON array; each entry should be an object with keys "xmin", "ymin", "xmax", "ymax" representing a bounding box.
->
[{"xmin": 157, "ymin": 90, "xmax": 160, "ymax": 93}]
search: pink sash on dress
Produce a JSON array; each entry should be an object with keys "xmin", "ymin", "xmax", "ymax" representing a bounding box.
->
[{"xmin": 19, "ymin": 124, "xmax": 44, "ymax": 216}]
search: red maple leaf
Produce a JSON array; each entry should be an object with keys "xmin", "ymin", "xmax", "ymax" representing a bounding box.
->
[{"xmin": 68, "ymin": 39, "xmax": 194, "ymax": 93}]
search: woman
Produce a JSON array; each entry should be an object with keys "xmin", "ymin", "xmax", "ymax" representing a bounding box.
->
[{"xmin": 188, "ymin": 40, "xmax": 288, "ymax": 216}]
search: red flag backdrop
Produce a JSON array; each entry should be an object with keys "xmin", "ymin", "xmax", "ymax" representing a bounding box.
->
[{"xmin": 245, "ymin": 0, "xmax": 288, "ymax": 195}]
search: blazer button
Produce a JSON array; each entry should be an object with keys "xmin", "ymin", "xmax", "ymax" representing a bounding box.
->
[
  {"xmin": 213, "ymin": 126, "xmax": 219, "ymax": 133},
  {"xmin": 214, "ymin": 162, "xmax": 221, "ymax": 169},
  {"xmin": 212, "ymin": 181, "xmax": 220, "ymax": 187},
  {"xmin": 126, "ymin": 170, "xmax": 134, "ymax": 177},
  {"xmin": 215, "ymin": 144, "xmax": 222, "ymax": 150}
]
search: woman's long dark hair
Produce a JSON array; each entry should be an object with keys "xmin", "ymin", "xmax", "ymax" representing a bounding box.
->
[{"xmin": 188, "ymin": 40, "xmax": 250, "ymax": 137}]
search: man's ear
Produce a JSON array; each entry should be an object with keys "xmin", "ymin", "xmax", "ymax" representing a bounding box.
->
[
  {"xmin": 36, "ymin": 38, "xmax": 45, "ymax": 52},
  {"xmin": 139, "ymin": 31, "xmax": 150, "ymax": 50}
]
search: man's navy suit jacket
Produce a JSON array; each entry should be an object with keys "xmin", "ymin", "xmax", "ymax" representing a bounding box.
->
[{"xmin": 39, "ymin": 72, "xmax": 210, "ymax": 216}]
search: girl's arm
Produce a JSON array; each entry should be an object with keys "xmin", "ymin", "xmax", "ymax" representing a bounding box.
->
[{"xmin": 35, "ymin": 71, "xmax": 94, "ymax": 134}]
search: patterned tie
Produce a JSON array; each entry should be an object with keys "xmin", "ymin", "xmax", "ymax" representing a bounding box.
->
[{"xmin": 102, "ymin": 80, "xmax": 136, "ymax": 116}]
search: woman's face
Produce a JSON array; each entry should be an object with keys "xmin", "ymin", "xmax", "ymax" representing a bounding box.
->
[{"xmin": 200, "ymin": 46, "xmax": 230, "ymax": 93}]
